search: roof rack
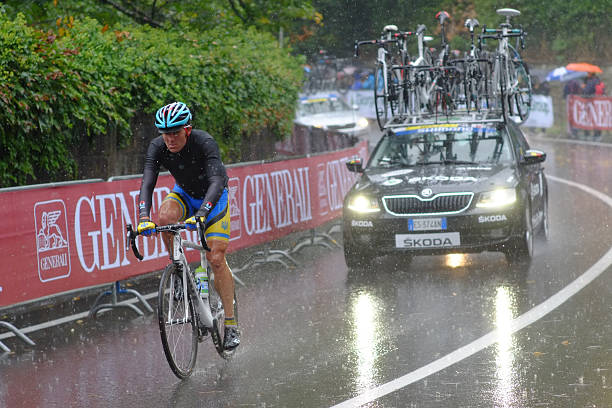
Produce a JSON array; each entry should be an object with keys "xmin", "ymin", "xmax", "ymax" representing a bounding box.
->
[{"xmin": 384, "ymin": 109, "xmax": 506, "ymax": 129}]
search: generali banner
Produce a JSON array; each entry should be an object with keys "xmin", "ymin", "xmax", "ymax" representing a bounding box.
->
[
  {"xmin": 567, "ymin": 95, "xmax": 612, "ymax": 131},
  {"xmin": 0, "ymin": 142, "xmax": 367, "ymax": 307}
]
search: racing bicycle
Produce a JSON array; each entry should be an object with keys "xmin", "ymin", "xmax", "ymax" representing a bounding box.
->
[
  {"xmin": 480, "ymin": 8, "xmax": 532, "ymax": 123},
  {"xmin": 355, "ymin": 25, "xmax": 400, "ymax": 129},
  {"xmin": 126, "ymin": 222, "xmax": 237, "ymax": 379}
]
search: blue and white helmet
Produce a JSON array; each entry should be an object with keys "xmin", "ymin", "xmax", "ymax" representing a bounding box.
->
[{"xmin": 155, "ymin": 102, "xmax": 192, "ymax": 133}]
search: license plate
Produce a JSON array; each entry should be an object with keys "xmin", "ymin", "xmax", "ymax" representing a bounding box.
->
[
  {"xmin": 408, "ymin": 217, "xmax": 447, "ymax": 231},
  {"xmin": 395, "ymin": 232, "xmax": 460, "ymax": 248}
]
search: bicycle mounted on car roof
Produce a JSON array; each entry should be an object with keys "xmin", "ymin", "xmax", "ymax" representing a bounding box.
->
[{"xmin": 354, "ymin": 8, "xmax": 533, "ymax": 129}]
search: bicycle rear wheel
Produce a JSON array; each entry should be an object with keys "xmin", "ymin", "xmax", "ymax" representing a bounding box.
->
[
  {"xmin": 158, "ymin": 264, "xmax": 198, "ymax": 379},
  {"xmin": 208, "ymin": 266, "xmax": 238, "ymax": 359}
]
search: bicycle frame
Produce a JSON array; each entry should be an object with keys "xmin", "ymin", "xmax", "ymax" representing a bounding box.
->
[
  {"xmin": 126, "ymin": 224, "xmax": 216, "ymax": 329},
  {"xmin": 168, "ymin": 233, "xmax": 215, "ymax": 330}
]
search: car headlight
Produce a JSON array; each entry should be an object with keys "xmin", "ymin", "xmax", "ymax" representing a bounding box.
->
[
  {"xmin": 476, "ymin": 188, "xmax": 517, "ymax": 208},
  {"xmin": 356, "ymin": 117, "xmax": 369, "ymax": 129},
  {"xmin": 347, "ymin": 195, "xmax": 380, "ymax": 213}
]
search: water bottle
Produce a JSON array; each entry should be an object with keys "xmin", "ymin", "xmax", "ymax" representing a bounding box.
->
[{"xmin": 194, "ymin": 266, "xmax": 209, "ymax": 298}]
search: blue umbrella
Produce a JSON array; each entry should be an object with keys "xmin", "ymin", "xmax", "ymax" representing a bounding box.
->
[{"xmin": 546, "ymin": 66, "xmax": 587, "ymax": 82}]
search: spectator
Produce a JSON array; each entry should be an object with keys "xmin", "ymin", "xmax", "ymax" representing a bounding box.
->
[
  {"xmin": 361, "ymin": 72, "xmax": 375, "ymax": 90},
  {"xmin": 563, "ymin": 79, "xmax": 582, "ymax": 138},
  {"xmin": 582, "ymin": 72, "xmax": 605, "ymax": 140},
  {"xmin": 563, "ymin": 79, "xmax": 581, "ymax": 99},
  {"xmin": 583, "ymin": 72, "xmax": 605, "ymax": 96}
]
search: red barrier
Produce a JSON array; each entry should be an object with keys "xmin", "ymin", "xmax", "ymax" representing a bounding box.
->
[
  {"xmin": 567, "ymin": 95, "xmax": 612, "ymax": 131},
  {"xmin": 0, "ymin": 142, "xmax": 368, "ymax": 307}
]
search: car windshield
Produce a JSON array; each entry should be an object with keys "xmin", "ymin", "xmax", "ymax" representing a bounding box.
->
[
  {"xmin": 297, "ymin": 96, "xmax": 351, "ymax": 117},
  {"xmin": 368, "ymin": 124, "xmax": 513, "ymax": 168}
]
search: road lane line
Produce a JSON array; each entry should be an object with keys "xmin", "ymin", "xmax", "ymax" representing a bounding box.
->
[{"xmin": 330, "ymin": 175, "xmax": 612, "ymax": 408}]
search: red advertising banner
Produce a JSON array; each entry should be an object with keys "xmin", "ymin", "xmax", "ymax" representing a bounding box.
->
[
  {"xmin": 567, "ymin": 95, "xmax": 612, "ymax": 130},
  {"xmin": 0, "ymin": 142, "xmax": 368, "ymax": 307}
]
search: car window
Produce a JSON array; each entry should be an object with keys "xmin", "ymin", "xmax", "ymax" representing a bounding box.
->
[
  {"xmin": 297, "ymin": 97, "xmax": 350, "ymax": 116},
  {"xmin": 368, "ymin": 125, "xmax": 513, "ymax": 168}
]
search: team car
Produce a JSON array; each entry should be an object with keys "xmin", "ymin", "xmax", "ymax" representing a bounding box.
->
[
  {"xmin": 295, "ymin": 93, "xmax": 370, "ymax": 138},
  {"xmin": 342, "ymin": 118, "xmax": 549, "ymax": 268}
]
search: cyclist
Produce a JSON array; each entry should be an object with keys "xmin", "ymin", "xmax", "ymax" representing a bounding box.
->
[{"xmin": 137, "ymin": 101, "xmax": 240, "ymax": 351}]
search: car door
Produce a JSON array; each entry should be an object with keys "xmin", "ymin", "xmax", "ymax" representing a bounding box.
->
[{"xmin": 508, "ymin": 122, "xmax": 545, "ymax": 229}]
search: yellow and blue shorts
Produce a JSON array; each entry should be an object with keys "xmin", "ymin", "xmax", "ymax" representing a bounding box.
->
[{"xmin": 163, "ymin": 185, "xmax": 230, "ymax": 241}]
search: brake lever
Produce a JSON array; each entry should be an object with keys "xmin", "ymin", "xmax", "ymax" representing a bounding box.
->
[
  {"xmin": 196, "ymin": 221, "xmax": 211, "ymax": 252},
  {"xmin": 126, "ymin": 224, "xmax": 144, "ymax": 261}
]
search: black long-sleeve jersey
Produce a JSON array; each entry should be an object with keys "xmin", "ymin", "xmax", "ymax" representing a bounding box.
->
[{"xmin": 138, "ymin": 129, "xmax": 228, "ymax": 219}]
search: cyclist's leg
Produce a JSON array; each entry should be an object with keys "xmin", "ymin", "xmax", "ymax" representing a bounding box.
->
[
  {"xmin": 207, "ymin": 239, "xmax": 234, "ymax": 319},
  {"xmin": 158, "ymin": 187, "xmax": 189, "ymax": 254},
  {"xmin": 202, "ymin": 190, "xmax": 239, "ymax": 350},
  {"xmin": 202, "ymin": 189, "xmax": 234, "ymax": 319}
]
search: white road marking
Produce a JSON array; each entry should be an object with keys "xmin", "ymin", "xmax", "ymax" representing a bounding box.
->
[{"xmin": 330, "ymin": 175, "xmax": 612, "ymax": 408}]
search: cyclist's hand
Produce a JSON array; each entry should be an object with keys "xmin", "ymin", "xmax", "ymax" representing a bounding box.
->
[
  {"xmin": 137, "ymin": 217, "xmax": 156, "ymax": 236},
  {"xmin": 185, "ymin": 215, "xmax": 205, "ymax": 230}
]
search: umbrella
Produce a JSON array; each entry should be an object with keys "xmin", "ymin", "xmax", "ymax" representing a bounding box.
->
[
  {"xmin": 566, "ymin": 62, "xmax": 603, "ymax": 74},
  {"xmin": 546, "ymin": 66, "xmax": 586, "ymax": 82}
]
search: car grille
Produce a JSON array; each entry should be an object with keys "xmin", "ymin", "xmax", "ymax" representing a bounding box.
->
[{"xmin": 382, "ymin": 193, "xmax": 474, "ymax": 215}]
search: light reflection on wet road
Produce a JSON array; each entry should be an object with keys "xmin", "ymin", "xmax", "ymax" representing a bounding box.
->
[{"xmin": 0, "ymin": 137, "xmax": 611, "ymax": 407}]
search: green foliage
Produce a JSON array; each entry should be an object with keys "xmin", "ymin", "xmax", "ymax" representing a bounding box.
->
[
  {"xmin": 0, "ymin": 11, "xmax": 304, "ymax": 186},
  {"xmin": 300, "ymin": 0, "xmax": 610, "ymax": 62}
]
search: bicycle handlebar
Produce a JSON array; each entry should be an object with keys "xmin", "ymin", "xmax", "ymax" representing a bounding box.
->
[
  {"xmin": 354, "ymin": 38, "xmax": 398, "ymax": 57},
  {"xmin": 126, "ymin": 222, "xmax": 211, "ymax": 261},
  {"xmin": 484, "ymin": 28, "xmax": 522, "ymax": 34},
  {"xmin": 480, "ymin": 25, "xmax": 526, "ymax": 49}
]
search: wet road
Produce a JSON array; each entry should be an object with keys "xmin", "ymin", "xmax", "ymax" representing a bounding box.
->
[{"xmin": 1, "ymin": 136, "xmax": 611, "ymax": 408}]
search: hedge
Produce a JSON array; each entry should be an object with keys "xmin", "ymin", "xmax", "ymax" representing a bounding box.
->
[{"xmin": 0, "ymin": 12, "xmax": 304, "ymax": 186}]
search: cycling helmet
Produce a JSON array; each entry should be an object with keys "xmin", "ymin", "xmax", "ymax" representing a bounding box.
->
[{"xmin": 155, "ymin": 102, "xmax": 192, "ymax": 133}]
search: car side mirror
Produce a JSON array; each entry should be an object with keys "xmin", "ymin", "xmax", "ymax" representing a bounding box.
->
[
  {"xmin": 346, "ymin": 158, "xmax": 364, "ymax": 173},
  {"xmin": 521, "ymin": 149, "xmax": 546, "ymax": 165}
]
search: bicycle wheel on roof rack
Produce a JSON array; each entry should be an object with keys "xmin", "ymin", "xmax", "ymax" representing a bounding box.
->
[
  {"xmin": 509, "ymin": 56, "xmax": 532, "ymax": 124},
  {"xmin": 388, "ymin": 68, "xmax": 403, "ymax": 116},
  {"xmin": 374, "ymin": 65, "xmax": 389, "ymax": 130}
]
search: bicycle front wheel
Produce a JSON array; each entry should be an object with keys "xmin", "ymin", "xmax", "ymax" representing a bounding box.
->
[{"xmin": 158, "ymin": 264, "xmax": 198, "ymax": 379}]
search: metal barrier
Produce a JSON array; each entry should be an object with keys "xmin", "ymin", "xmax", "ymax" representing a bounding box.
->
[
  {"xmin": 89, "ymin": 281, "xmax": 153, "ymax": 318},
  {"xmin": 232, "ymin": 220, "xmax": 343, "ymax": 274},
  {"xmin": 0, "ymin": 138, "xmax": 365, "ymax": 351}
]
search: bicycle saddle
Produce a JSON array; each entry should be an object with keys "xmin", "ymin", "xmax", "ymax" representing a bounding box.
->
[
  {"xmin": 435, "ymin": 11, "xmax": 450, "ymax": 25},
  {"xmin": 416, "ymin": 24, "xmax": 427, "ymax": 35},
  {"xmin": 464, "ymin": 18, "xmax": 480, "ymax": 32},
  {"xmin": 496, "ymin": 8, "xmax": 520, "ymax": 18},
  {"xmin": 383, "ymin": 24, "xmax": 398, "ymax": 32}
]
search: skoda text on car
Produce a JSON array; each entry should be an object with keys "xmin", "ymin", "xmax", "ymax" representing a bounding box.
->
[
  {"xmin": 342, "ymin": 118, "xmax": 549, "ymax": 269},
  {"xmin": 295, "ymin": 93, "xmax": 370, "ymax": 138}
]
